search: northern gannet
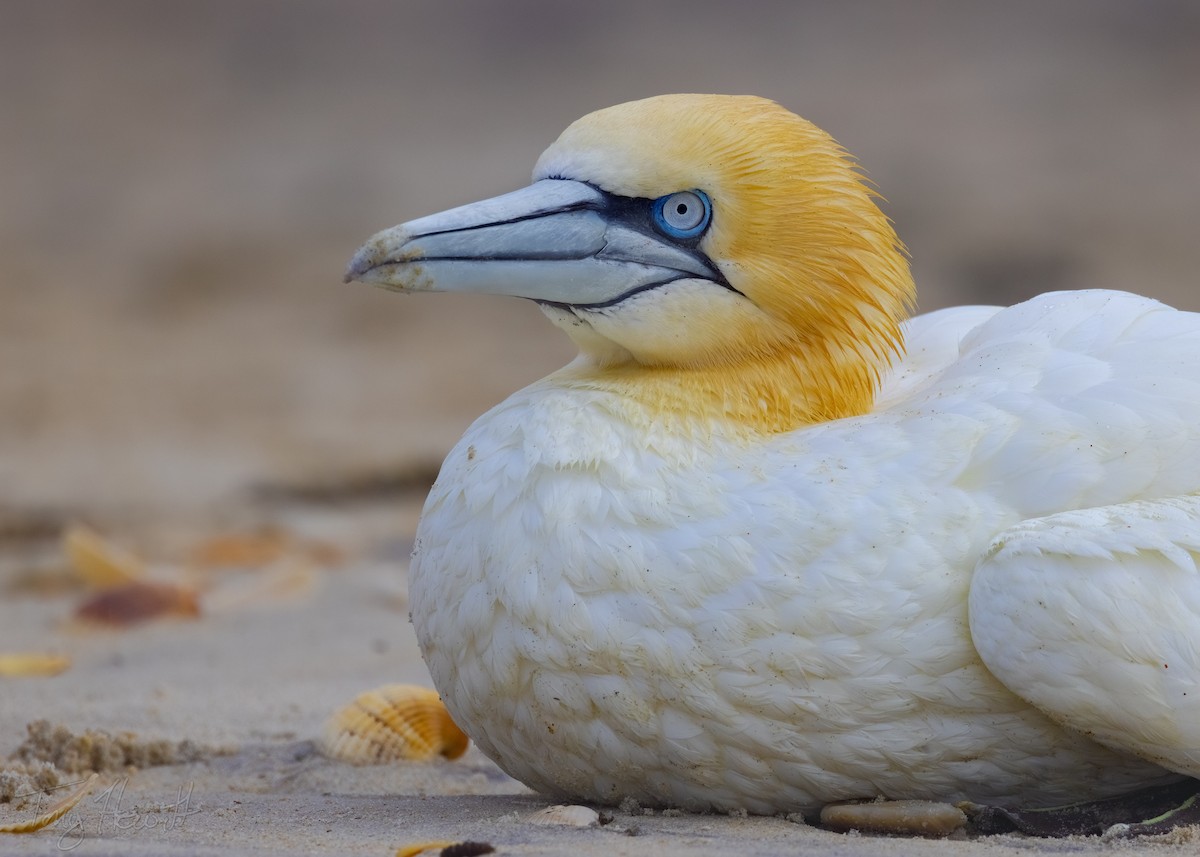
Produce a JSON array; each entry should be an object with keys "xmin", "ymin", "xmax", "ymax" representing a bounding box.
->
[{"xmin": 345, "ymin": 95, "xmax": 1200, "ymax": 818}]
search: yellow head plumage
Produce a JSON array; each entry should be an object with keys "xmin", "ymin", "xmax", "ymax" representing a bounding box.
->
[
  {"xmin": 535, "ymin": 95, "xmax": 916, "ymax": 432},
  {"xmin": 349, "ymin": 94, "xmax": 916, "ymax": 434}
]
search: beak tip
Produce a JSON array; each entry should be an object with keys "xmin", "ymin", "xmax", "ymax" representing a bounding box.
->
[{"xmin": 343, "ymin": 245, "xmax": 378, "ymax": 285}]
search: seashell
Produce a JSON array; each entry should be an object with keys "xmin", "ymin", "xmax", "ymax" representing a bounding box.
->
[
  {"xmin": 63, "ymin": 525, "xmax": 144, "ymax": 588},
  {"xmin": 320, "ymin": 684, "xmax": 469, "ymax": 764},
  {"xmin": 525, "ymin": 804, "xmax": 601, "ymax": 827},
  {"xmin": 820, "ymin": 799, "xmax": 967, "ymax": 837},
  {"xmin": 0, "ymin": 653, "xmax": 71, "ymax": 678},
  {"xmin": 0, "ymin": 772, "xmax": 98, "ymax": 834}
]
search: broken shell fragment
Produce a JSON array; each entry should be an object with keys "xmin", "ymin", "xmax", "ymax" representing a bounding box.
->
[
  {"xmin": 320, "ymin": 684, "xmax": 469, "ymax": 764},
  {"xmin": 63, "ymin": 525, "xmax": 144, "ymax": 588},
  {"xmin": 820, "ymin": 799, "xmax": 967, "ymax": 837},
  {"xmin": 0, "ymin": 772, "xmax": 98, "ymax": 834},
  {"xmin": 0, "ymin": 653, "xmax": 71, "ymax": 678},
  {"xmin": 525, "ymin": 804, "xmax": 601, "ymax": 827}
]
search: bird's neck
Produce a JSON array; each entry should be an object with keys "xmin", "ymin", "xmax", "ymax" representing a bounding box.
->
[{"xmin": 553, "ymin": 342, "xmax": 894, "ymax": 436}]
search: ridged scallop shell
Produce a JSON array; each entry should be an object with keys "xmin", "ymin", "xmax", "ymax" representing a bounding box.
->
[{"xmin": 319, "ymin": 684, "xmax": 469, "ymax": 763}]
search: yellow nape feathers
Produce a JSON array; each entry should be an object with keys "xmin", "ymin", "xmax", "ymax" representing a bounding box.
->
[{"xmin": 534, "ymin": 94, "xmax": 916, "ymax": 433}]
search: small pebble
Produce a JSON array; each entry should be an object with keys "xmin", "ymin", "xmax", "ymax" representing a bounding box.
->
[
  {"xmin": 525, "ymin": 804, "xmax": 601, "ymax": 827},
  {"xmin": 820, "ymin": 799, "xmax": 967, "ymax": 837}
]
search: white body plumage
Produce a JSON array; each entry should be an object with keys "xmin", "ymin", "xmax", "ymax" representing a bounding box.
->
[
  {"xmin": 346, "ymin": 95, "xmax": 1200, "ymax": 815},
  {"xmin": 410, "ymin": 291, "xmax": 1200, "ymax": 812}
]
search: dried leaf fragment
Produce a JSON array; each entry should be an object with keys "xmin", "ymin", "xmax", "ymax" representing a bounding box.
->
[
  {"xmin": 440, "ymin": 843, "xmax": 495, "ymax": 857},
  {"xmin": 0, "ymin": 653, "xmax": 70, "ymax": 678},
  {"xmin": 395, "ymin": 843, "xmax": 494, "ymax": 857},
  {"xmin": 75, "ymin": 581, "xmax": 200, "ymax": 627},
  {"xmin": 0, "ymin": 772, "xmax": 97, "ymax": 834},
  {"xmin": 63, "ymin": 525, "xmax": 144, "ymax": 587}
]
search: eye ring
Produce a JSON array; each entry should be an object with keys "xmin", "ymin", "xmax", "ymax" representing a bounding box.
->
[{"xmin": 651, "ymin": 190, "xmax": 711, "ymax": 239}]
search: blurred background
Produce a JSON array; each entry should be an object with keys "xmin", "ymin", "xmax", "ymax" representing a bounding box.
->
[{"xmin": 2, "ymin": 0, "xmax": 1198, "ymax": 518}]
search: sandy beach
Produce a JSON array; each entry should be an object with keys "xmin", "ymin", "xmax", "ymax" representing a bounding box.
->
[
  {"xmin": 5, "ymin": 503, "xmax": 1200, "ymax": 857},
  {"xmin": 4, "ymin": 2, "xmax": 1200, "ymax": 854}
]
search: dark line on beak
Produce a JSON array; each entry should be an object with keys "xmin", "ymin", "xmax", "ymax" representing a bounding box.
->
[{"xmin": 537, "ymin": 274, "xmax": 746, "ymax": 311}]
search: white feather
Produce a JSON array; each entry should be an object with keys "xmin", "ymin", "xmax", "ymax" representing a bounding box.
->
[{"xmin": 411, "ymin": 289, "xmax": 1200, "ymax": 813}]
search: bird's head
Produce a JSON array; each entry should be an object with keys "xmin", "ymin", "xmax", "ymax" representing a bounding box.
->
[{"xmin": 346, "ymin": 94, "xmax": 915, "ymax": 433}]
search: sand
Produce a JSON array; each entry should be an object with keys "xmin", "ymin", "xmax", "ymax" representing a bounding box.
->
[
  {"xmin": 4, "ymin": 2, "xmax": 1200, "ymax": 855},
  {"xmin": 5, "ymin": 502, "xmax": 1200, "ymax": 856},
  {"xmin": 3, "ymin": 506, "xmax": 1198, "ymax": 857}
]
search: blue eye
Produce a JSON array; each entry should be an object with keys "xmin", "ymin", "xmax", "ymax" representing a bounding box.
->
[{"xmin": 651, "ymin": 190, "xmax": 711, "ymax": 239}]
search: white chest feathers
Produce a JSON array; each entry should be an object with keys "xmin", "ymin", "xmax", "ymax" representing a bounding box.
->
[{"xmin": 408, "ymin": 292, "xmax": 1200, "ymax": 812}]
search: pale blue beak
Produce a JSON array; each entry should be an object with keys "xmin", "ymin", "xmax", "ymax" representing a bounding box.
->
[{"xmin": 344, "ymin": 179, "xmax": 723, "ymax": 308}]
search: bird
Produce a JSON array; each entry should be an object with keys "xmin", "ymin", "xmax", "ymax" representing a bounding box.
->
[{"xmin": 344, "ymin": 94, "xmax": 1200, "ymax": 819}]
